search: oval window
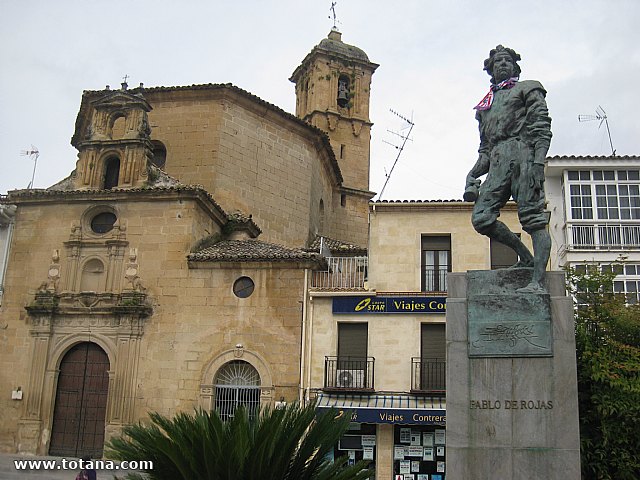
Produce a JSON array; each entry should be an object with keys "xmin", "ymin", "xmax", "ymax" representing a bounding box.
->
[
  {"xmin": 233, "ymin": 276, "xmax": 255, "ymax": 298},
  {"xmin": 91, "ymin": 212, "xmax": 117, "ymax": 234}
]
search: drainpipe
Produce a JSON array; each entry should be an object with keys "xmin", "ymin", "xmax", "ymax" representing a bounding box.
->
[{"xmin": 299, "ymin": 268, "xmax": 309, "ymax": 405}]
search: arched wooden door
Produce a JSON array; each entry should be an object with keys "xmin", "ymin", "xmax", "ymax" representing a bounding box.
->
[{"xmin": 49, "ymin": 342, "xmax": 110, "ymax": 458}]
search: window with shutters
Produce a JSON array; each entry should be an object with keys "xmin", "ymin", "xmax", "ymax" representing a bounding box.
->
[
  {"xmin": 412, "ymin": 323, "xmax": 445, "ymax": 392},
  {"xmin": 325, "ymin": 322, "xmax": 374, "ymax": 390},
  {"xmin": 421, "ymin": 236, "xmax": 451, "ymax": 292}
]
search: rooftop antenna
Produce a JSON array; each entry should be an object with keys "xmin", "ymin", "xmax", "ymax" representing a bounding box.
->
[
  {"xmin": 328, "ymin": 2, "xmax": 341, "ymax": 30},
  {"xmin": 378, "ymin": 109, "xmax": 415, "ymax": 200},
  {"xmin": 20, "ymin": 146, "xmax": 40, "ymax": 189},
  {"xmin": 578, "ymin": 105, "xmax": 616, "ymax": 156}
]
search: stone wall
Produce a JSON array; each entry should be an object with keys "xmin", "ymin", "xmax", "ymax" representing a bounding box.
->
[{"xmin": 0, "ymin": 194, "xmax": 306, "ymax": 453}]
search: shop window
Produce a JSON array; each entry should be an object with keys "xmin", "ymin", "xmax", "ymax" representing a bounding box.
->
[
  {"xmin": 331, "ymin": 422, "xmax": 376, "ymax": 475},
  {"xmin": 421, "ymin": 236, "xmax": 451, "ymax": 292},
  {"xmin": 490, "ymin": 237, "xmax": 519, "ymax": 269},
  {"xmin": 393, "ymin": 425, "xmax": 446, "ymax": 478},
  {"xmin": 214, "ymin": 360, "xmax": 260, "ymax": 422}
]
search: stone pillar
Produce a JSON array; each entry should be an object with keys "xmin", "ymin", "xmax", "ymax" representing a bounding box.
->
[
  {"xmin": 446, "ymin": 270, "xmax": 581, "ymax": 479},
  {"xmin": 376, "ymin": 423, "xmax": 394, "ymax": 479}
]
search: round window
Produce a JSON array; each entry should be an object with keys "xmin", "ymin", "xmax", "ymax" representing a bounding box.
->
[
  {"xmin": 91, "ymin": 212, "xmax": 117, "ymax": 234},
  {"xmin": 233, "ymin": 276, "xmax": 255, "ymax": 298}
]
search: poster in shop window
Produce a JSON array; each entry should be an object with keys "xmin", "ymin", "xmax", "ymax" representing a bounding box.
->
[
  {"xmin": 437, "ymin": 461, "xmax": 446, "ymax": 472},
  {"xmin": 394, "ymin": 445, "xmax": 406, "ymax": 460},
  {"xmin": 395, "ymin": 476, "xmax": 403, "ymax": 480},
  {"xmin": 399, "ymin": 460, "xmax": 411, "ymax": 474},
  {"xmin": 435, "ymin": 429, "xmax": 446, "ymax": 445},
  {"xmin": 423, "ymin": 447, "xmax": 434, "ymax": 461},
  {"xmin": 404, "ymin": 475, "xmax": 415, "ymax": 480},
  {"xmin": 417, "ymin": 475, "xmax": 429, "ymax": 480},
  {"xmin": 432, "ymin": 475, "xmax": 443, "ymax": 480},
  {"xmin": 411, "ymin": 461, "xmax": 420, "ymax": 472},
  {"xmin": 410, "ymin": 431, "xmax": 421, "ymax": 446},
  {"xmin": 361, "ymin": 435, "xmax": 376, "ymax": 447},
  {"xmin": 407, "ymin": 446, "xmax": 424, "ymax": 457},
  {"xmin": 362, "ymin": 446, "xmax": 374, "ymax": 460},
  {"xmin": 400, "ymin": 428, "xmax": 411, "ymax": 444},
  {"xmin": 436, "ymin": 446, "xmax": 445, "ymax": 457},
  {"xmin": 422, "ymin": 432, "xmax": 434, "ymax": 447}
]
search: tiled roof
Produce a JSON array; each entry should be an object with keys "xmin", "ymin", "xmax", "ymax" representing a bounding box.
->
[
  {"xmin": 306, "ymin": 235, "xmax": 367, "ymax": 255},
  {"xmin": 372, "ymin": 199, "xmax": 465, "ymax": 203},
  {"xmin": 189, "ymin": 239, "xmax": 322, "ymax": 263},
  {"xmin": 547, "ymin": 154, "xmax": 639, "ymax": 160}
]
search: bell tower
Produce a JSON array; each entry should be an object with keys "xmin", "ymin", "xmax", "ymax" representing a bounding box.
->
[
  {"xmin": 290, "ymin": 29, "xmax": 378, "ymax": 192},
  {"xmin": 71, "ymin": 82, "xmax": 153, "ymax": 191}
]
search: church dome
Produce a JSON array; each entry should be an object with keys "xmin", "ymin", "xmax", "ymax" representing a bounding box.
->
[{"xmin": 316, "ymin": 29, "xmax": 370, "ymax": 63}]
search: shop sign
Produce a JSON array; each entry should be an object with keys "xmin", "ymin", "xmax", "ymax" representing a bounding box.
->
[
  {"xmin": 322, "ymin": 406, "xmax": 446, "ymax": 425},
  {"xmin": 332, "ymin": 296, "xmax": 446, "ymax": 314}
]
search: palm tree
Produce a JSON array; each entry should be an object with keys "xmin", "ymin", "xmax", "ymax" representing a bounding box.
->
[{"xmin": 106, "ymin": 402, "xmax": 372, "ymax": 480}]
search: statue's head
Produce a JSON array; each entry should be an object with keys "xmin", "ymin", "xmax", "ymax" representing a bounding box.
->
[{"xmin": 483, "ymin": 45, "xmax": 521, "ymax": 84}]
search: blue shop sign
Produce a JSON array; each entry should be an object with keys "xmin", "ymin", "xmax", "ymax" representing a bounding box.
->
[
  {"xmin": 332, "ymin": 296, "xmax": 446, "ymax": 314},
  {"xmin": 318, "ymin": 406, "xmax": 446, "ymax": 426}
]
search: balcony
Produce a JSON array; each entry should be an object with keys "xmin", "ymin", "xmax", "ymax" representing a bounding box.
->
[
  {"xmin": 422, "ymin": 267, "xmax": 448, "ymax": 293},
  {"xmin": 311, "ymin": 256, "xmax": 367, "ymax": 290},
  {"xmin": 411, "ymin": 357, "xmax": 446, "ymax": 394},
  {"xmin": 324, "ymin": 356, "xmax": 375, "ymax": 391},
  {"xmin": 566, "ymin": 223, "xmax": 640, "ymax": 250}
]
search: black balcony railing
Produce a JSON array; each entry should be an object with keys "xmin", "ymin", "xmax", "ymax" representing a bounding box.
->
[
  {"xmin": 411, "ymin": 357, "xmax": 446, "ymax": 394},
  {"xmin": 422, "ymin": 267, "xmax": 449, "ymax": 292},
  {"xmin": 324, "ymin": 356, "xmax": 375, "ymax": 391}
]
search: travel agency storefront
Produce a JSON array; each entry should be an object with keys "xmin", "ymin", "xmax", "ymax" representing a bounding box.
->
[{"xmin": 304, "ymin": 293, "xmax": 447, "ymax": 479}]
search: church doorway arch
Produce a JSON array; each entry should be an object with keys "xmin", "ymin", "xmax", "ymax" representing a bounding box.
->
[{"xmin": 49, "ymin": 342, "xmax": 110, "ymax": 458}]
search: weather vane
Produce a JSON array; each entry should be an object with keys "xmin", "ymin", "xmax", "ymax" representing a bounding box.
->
[{"xmin": 329, "ymin": 2, "xmax": 340, "ymax": 30}]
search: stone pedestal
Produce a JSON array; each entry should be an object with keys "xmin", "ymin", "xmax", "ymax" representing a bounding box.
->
[{"xmin": 446, "ymin": 270, "xmax": 581, "ymax": 480}]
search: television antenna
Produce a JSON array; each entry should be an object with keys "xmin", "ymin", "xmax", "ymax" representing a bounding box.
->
[
  {"xmin": 20, "ymin": 146, "xmax": 40, "ymax": 189},
  {"xmin": 578, "ymin": 105, "xmax": 616, "ymax": 156},
  {"xmin": 377, "ymin": 109, "xmax": 414, "ymax": 200}
]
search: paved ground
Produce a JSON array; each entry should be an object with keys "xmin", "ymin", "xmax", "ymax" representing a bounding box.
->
[{"xmin": 0, "ymin": 452, "xmax": 145, "ymax": 479}]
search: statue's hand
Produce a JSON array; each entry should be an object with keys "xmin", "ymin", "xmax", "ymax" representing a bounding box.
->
[
  {"xmin": 464, "ymin": 174, "xmax": 481, "ymax": 202},
  {"xmin": 530, "ymin": 164, "xmax": 545, "ymax": 191},
  {"xmin": 465, "ymin": 174, "xmax": 480, "ymax": 189}
]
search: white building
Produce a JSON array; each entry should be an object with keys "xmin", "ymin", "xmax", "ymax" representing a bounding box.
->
[{"xmin": 546, "ymin": 155, "xmax": 640, "ymax": 302}]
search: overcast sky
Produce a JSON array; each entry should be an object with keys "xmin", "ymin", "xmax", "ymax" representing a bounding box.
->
[{"xmin": 1, "ymin": 0, "xmax": 638, "ymax": 200}]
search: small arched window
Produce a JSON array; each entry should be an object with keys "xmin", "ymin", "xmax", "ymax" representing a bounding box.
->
[{"xmin": 104, "ymin": 157, "xmax": 120, "ymax": 190}]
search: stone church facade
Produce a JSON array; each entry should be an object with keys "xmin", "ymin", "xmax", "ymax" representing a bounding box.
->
[{"xmin": 0, "ymin": 29, "xmax": 377, "ymax": 456}]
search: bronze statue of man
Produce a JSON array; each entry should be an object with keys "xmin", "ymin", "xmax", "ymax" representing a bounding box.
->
[{"xmin": 464, "ymin": 45, "xmax": 552, "ymax": 293}]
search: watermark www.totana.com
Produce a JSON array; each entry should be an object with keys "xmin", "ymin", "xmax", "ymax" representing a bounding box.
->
[{"xmin": 13, "ymin": 458, "xmax": 153, "ymax": 471}]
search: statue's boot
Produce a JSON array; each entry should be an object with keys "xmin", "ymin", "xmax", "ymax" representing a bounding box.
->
[{"xmin": 516, "ymin": 228, "xmax": 551, "ymax": 294}]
